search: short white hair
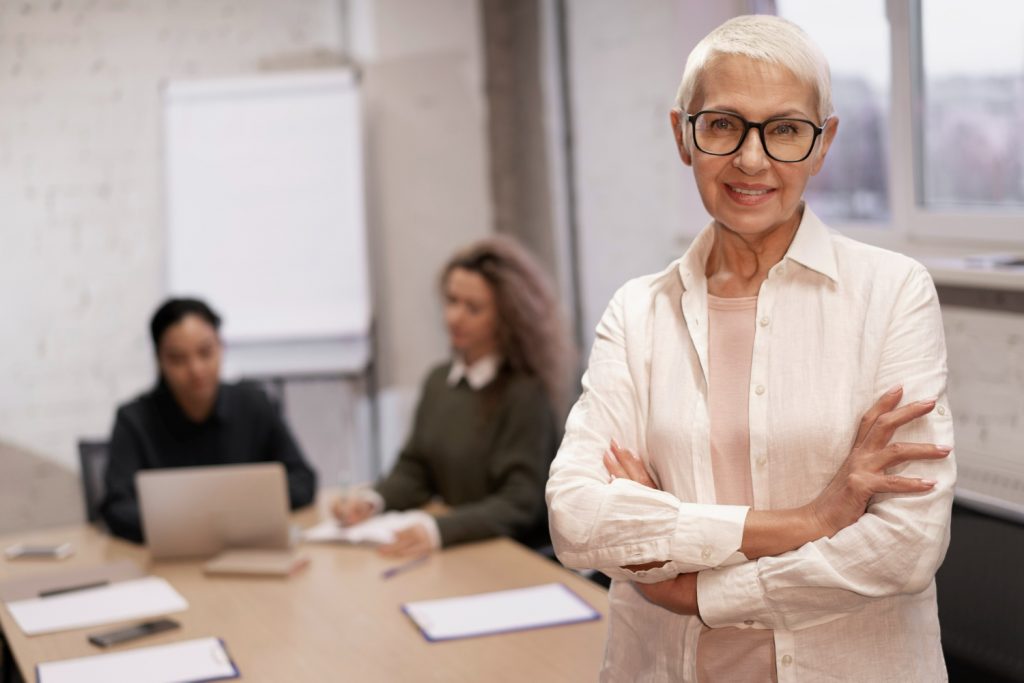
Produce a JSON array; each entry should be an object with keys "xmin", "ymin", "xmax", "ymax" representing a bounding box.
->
[{"xmin": 675, "ymin": 15, "xmax": 833, "ymax": 122}]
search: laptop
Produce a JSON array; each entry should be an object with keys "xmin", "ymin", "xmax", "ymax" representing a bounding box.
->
[{"xmin": 136, "ymin": 463, "xmax": 292, "ymax": 560}]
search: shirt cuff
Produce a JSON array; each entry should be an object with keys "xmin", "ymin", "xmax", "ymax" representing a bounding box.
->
[
  {"xmin": 670, "ymin": 502, "xmax": 749, "ymax": 570},
  {"xmin": 697, "ymin": 560, "xmax": 774, "ymax": 630}
]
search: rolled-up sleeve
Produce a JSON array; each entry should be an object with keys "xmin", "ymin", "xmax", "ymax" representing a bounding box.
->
[
  {"xmin": 698, "ymin": 265, "xmax": 956, "ymax": 631},
  {"xmin": 547, "ymin": 285, "xmax": 749, "ymax": 582}
]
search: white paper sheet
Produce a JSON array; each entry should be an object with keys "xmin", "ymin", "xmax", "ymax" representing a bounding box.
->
[
  {"xmin": 302, "ymin": 512, "xmax": 426, "ymax": 545},
  {"xmin": 6, "ymin": 576, "xmax": 188, "ymax": 636},
  {"xmin": 36, "ymin": 636, "xmax": 238, "ymax": 683},
  {"xmin": 402, "ymin": 583, "xmax": 600, "ymax": 642}
]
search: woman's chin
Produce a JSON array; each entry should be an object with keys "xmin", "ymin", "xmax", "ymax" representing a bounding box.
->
[{"xmin": 713, "ymin": 208, "xmax": 800, "ymax": 240}]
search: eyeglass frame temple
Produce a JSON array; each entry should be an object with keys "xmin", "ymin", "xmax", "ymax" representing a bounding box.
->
[{"xmin": 684, "ymin": 110, "xmax": 828, "ymax": 163}]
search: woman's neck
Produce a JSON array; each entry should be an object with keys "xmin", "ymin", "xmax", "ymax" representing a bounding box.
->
[{"xmin": 705, "ymin": 213, "xmax": 801, "ymax": 298}]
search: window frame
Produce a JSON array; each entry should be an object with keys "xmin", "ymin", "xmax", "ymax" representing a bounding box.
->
[{"xmin": 774, "ymin": 0, "xmax": 1024, "ymax": 251}]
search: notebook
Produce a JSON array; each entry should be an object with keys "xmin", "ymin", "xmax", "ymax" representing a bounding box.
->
[
  {"xmin": 402, "ymin": 583, "xmax": 600, "ymax": 642},
  {"xmin": 36, "ymin": 637, "xmax": 239, "ymax": 683},
  {"xmin": 202, "ymin": 549, "xmax": 309, "ymax": 577}
]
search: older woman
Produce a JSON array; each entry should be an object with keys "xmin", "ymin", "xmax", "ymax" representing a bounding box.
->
[
  {"xmin": 334, "ymin": 236, "xmax": 572, "ymax": 557},
  {"xmin": 546, "ymin": 15, "xmax": 955, "ymax": 682}
]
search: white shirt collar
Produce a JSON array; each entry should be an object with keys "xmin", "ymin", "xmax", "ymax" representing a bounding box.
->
[
  {"xmin": 447, "ymin": 353, "xmax": 503, "ymax": 390},
  {"xmin": 676, "ymin": 203, "xmax": 839, "ymax": 290}
]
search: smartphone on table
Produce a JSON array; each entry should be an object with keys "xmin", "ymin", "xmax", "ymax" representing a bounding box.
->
[
  {"xmin": 87, "ymin": 619, "xmax": 181, "ymax": 647},
  {"xmin": 4, "ymin": 542, "xmax": 74, "ymax": 560}
]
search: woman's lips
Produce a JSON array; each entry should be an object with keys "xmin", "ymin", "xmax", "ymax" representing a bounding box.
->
[{"xmin": 725, "ymin": 183, "xmax": 775, "ymax": 206}]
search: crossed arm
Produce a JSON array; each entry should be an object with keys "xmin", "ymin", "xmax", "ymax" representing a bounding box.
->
[
  {"xmin": 547, "ymin": 267, "xmax": 956, "ymax": 630},
  {"xmin": 604, "ymin": 384, "xmax": 949, "ymax": 616}
]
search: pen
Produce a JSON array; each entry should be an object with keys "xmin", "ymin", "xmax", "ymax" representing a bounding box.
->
[
  {"xmin": 39, "ymin": 580, "xmax": 109, "ymax": 598},
  {"xmin": 380, "ymin": 555, "xmax": 429, "ymax": 580}
]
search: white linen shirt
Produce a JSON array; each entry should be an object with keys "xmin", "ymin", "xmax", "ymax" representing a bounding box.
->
[{"xmin": 546, "ymin": 207, "xmax": 956, "ymax": 682}]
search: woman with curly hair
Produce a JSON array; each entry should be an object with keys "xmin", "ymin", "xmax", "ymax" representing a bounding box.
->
[{"xmin": 332, "ymin": 235, "xmax": 574, "ymax": 557}]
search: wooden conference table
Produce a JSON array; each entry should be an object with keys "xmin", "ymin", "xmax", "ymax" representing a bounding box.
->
[{"xmin": 0, "ymin": 502, "xmax": 609, "ymax": 682}]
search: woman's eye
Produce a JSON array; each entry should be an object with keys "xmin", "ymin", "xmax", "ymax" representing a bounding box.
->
[
  {"xmin": 710, "ymin": 117, "xmax": 734, "ymax": 130},
  {"xmin": 768, "ymin": 121, "xmax": 801, "ymax": 136}
]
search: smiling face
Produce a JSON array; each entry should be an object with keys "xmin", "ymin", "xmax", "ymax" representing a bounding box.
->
[
  {"xmin": 157, "ymin": 313, "xmax": 222, "ymax": 418},
  {"xmin": 672, "ymin": 54, "xmax": 837, "ymax": 243},
  {"xmin": 443, "ymin": 267, "xmax": 500, "ymax": 365}
]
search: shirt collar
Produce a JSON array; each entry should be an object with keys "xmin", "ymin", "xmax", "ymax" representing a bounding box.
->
[
  {"xmin": 784, "ymin": 205, "xmax": 839, "ymax": 282},
  {"xmin": 154, "ymin": 378, "xmax": 228, "ymax": 426},
  {"xmin": 447, "ymin": 353, "xmax": 503, "ymax": 390},
  {"xmin": 677, "ymin": 203, "xmax": 839, "ymax": 288}
]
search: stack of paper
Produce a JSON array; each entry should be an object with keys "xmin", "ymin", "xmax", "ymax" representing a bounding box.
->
[
  {"xmin": 402, "ymin": 583, "xmax": 600, "ymax": 642},
  {"xmin": 302, "ymin": 512, "xmax": 426, "ymax": 545},
  {"xmin": 36, "ymin": 637, "xmax": 238, "ymax": 683}
]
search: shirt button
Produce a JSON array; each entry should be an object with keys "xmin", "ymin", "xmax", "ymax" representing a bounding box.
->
[
  {"xmin": 743, "ymin": 619, "xmax": 754, "ymax": 626},
  {"xmin": 782, "ymin": 655, "xmax": 793, "ymax": 666},
  {"xmin": 937, "ymin": 405, "xmax": 946, "ymax": 416},
  {"xmin": 754, "ymin": 385, "xmax": 765, "ymax": 396},
  {"xmin": 701, "ymin": 547, "xmax": 712, "ymax": 560},
  {"xmin": 759, "ymin": 316, "xmax": 770, "ymax": 327},
  {"xmin": 757, "ymin": 457, "xmax": 767, "ymax": 467}
]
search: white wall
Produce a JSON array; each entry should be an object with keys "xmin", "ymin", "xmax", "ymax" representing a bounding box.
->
[
  {"xmin": 0, "ymin": 0, "xmax": 492, "ymax": 479},
  {"xmin": 0, "ymin": 0, "xmax": 344, "ymax": 469}
]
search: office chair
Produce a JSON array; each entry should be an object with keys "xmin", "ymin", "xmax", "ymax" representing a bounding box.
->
[{"xmin": 77, "ymin": 440, "xmax": 110, "ymax": 524}]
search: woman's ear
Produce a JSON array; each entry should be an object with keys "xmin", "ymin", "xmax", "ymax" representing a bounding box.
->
[
  {"xmin": 670, "ymin": 109, "xmax": 692, "ymax": 166},
  {"xmin": 810, "ymin": 116, "xmax": 839, "ymax": 176}
]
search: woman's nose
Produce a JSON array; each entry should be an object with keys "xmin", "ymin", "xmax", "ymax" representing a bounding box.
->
[{"xmin": 734, "ymin": 127, "xmax": 769, "ymax": 173}]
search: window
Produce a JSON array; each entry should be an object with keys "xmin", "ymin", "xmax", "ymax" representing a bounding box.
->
[
  {"xmin": 919, "ymin": 0, "xmax": 1024, "ymax": 210},
  {"xmin": 770, "ymin": 0, "xmax": 1024, "ymax": 243},
  {"xmin": 775, "ymin": 0, "xmax": 891, "ymax": 224}
]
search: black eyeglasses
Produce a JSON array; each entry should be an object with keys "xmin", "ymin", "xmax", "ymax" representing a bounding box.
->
[{"xmin": 686, "ymin": 109, "xmax": 828, "ymax": 163}]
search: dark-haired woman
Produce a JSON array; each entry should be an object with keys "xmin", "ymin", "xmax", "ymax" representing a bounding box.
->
[
  {"xmin": 100, "ymin": 298, "xmax": 317, "ymax": 542},
  {"xmin": 332, "ymin": 236, "xmax": 574, "ymax": 558}
]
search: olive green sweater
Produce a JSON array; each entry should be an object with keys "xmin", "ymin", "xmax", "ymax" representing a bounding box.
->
[{"xmin": 375, "ymin": 362, "xmax": 559, "ymax": 548}]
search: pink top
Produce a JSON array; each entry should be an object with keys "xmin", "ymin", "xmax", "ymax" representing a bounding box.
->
[{"xmin": 696, "ymin": 294, "xmax": 776, "ymax": 683}]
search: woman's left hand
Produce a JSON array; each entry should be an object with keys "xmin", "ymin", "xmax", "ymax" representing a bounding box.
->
[{"xmin": 378, "ymin": 524, "xmax": 434, "ymax": 558}]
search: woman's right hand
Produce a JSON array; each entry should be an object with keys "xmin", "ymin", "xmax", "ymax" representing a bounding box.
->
[
  {"xmin": 806, "ymin": 385, "xmax": 951, "ymax": 539},
  {"xmin": 331, "ymin": 496, "xmax": 376, "ymax": 526}
]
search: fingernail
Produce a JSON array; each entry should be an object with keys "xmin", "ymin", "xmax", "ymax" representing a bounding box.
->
[
  {"xmin": 921, "ymin": 479, "xmax": 937, "ymax": 486},
  {"xmin": 918, "ymin": 398, "xmax": 937, "ymax": 406},
  {"xmin": 936, "ymin": 444, "xmax": 953, "ymax": 453},
  {"xmin": 610, "ymin": 438, "xmax": 619, "ymax": 450},
  {"xmin": 887, "ymin": 384, "xmax": 903, "ymax": 394}
]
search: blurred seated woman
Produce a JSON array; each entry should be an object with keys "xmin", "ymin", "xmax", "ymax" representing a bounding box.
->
[
  {"xmin": 100, "ymin": 298, "xmax": 317, "ymax": 542},
  {"xmin": 332, "ymin": 236, "xmax": 572, "ymax": 557}
]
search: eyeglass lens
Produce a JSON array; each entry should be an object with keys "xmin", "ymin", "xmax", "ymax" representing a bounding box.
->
[{"xmin": 693, "ymin": 111, "xmax": 817, "ymax": 162}]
